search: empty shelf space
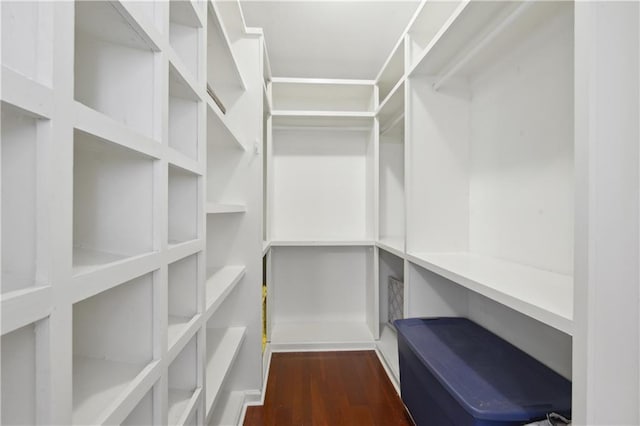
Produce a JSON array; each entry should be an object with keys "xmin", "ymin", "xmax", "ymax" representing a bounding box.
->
[
  {"xmin": 206, "ymin": 266, "xmax": 245, "ymax": 315},
  {"xmin": 168, "ymin": 315, "xmax": 195, "ymax": 350},
  {"xmin": 169, "ymin": 0, "xmax": 202, "ymax": 81},
  {"xmin": 207, "ymin": 101, "xmax": 244, "ymax": 151},
  {"xmin": 271, "ymin": 240, "xmax": 375, "ymax": 247},
  {"xmin": 168, "ymin": 254, "xmax": 199, "ymax": 349},
  {"xmin": 407, "ymin": 252, "xmax": 573, "ymax": 334},
  {"xmin": 169, "ymin": 336, "xmax": 198, "ymax": 425},
  {"xmin": 270, "ymin": 321, "xmax": 374, "ymax": 349},
  {"xmin": 206, "ymin": 203, "xmax": 246, "ymax": 214},
  {"xmin": 168, "ymin": 389, "xmax": 196, "ymax": 426},
  {"xmin": 168, "ymin": 166, "xmax": 199, "ymax": 245},
  {"xmin": 1, "ymin": 1, "xmax": 53, "ymax": 86},
  {"xmin": 271, "ymin": 79, "xmax": 376, "ymax": 112},
  {"xmin": 73, "ymin": 130, "xmax": 155, "ymax": 273},
  {"xmin": 1, "ymin": 104, "xmax": 47, "ymax": 294},
  {"xmin": 74, "ymin": 0, "xmax": 158, "ymax": 139},
  {"xmin": 72, "ymin": 356, "xmax": 149, "ymax": 425},
  {"xmin": 72, "ymin": 273, "xmax": 154, "ymax": 424},
  {"xmin": 205, "ymin": 327, "xmax": 246, "ymax": 415},
  {"xmin": 169, "ymin": 64, "xmax": 200, "ymax": 160}
]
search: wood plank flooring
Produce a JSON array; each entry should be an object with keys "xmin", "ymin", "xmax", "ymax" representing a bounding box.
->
[{"xmin": 243, "ymin": 351, "xmax": 413, "ymax": 426}]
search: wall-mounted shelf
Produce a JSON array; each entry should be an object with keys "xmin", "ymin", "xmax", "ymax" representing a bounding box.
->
[
  {"xmin": 205, "ymin": 266, "xmax": 245, "ymax": 317},
  {"xmin": 206, "ymin": 203, "xmax": 246, "ymax": 214},
  {"xmin": 271, "ymin": 111, "xmax": 375, "ymax": 130},
  {"xmin": 377, "ymin": 238, "xmax": 405, "ymax": 259},
  {"xmin": 74, "ymin": 0, "xmax": 159, "ymax": 139},
  {"xmin": 271, "ymin": 240, "xmax": 375, "ymax": 247},
  {"xmin": 207, "ymin": 100, "xmax": 245, "ymax": 151},
  {"xmin": 376, "ymin": 42, "xmax": 404, "ymax": 105},
  {"xmin": 72, "ymin": 274, "xmax": 154, "ymax": 425},
  {"xmin": 122, "ymin": 386, "xmax": 154, "ymax": 426},
  {"xmin": 271, "ymin": 79, "xmax": 376, "ymax": 112},
  {"xmin": 377, "ymin": 80, "xmax": 404, "ymax": 131},
  {"xmin": 406, "ymin": 252, "xmax": 573, "ymax": 335},
  {"xmin": 73, "ymin": 130, "xmax": 155, "ymax": 275},
  {"xmin": 1, "ymin": 67, "xmax": 53, "ymax": 119},
  {"xmin": 205, "ymin": 326, "xmax": 246, "ymax": 419}
]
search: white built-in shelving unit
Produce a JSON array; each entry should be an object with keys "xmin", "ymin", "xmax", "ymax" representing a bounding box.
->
[{"xmin": 1, "ymin": 0, "xmax": 262, "ymax": 424}]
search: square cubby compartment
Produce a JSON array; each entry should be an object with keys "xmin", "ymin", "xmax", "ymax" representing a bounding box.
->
[
  {"xmin": 169, "ymin": 165, "xmax": 199, "ymax": 246},
  {"xmin": 169, "ymin": 335, "xmax": 199, "ymax": 425},
  {"xmin": 1, "ymin": 104, "xmax": 49, "ymax": 294},
  {"xmin": 74, "ymin": 1, "xmax": 158, "ymax": 139},
  {"xmin": 1, "ymin": 319, "xmax": 50, "ymax": 425},
  {"xmin": 1, "ymin": 1, "xmax": 53, "ymax": 86},
  {"xmin": 168, "ymin": 254, "xmax": 199, "ymax": 348},
  {"xmin": 122, "ymin": 385, "xmax": 155, "ymax": 426},
  {"xmin": 169, "ymin": 64, "xmax": 200, "ymax": 160},
  {"xmin": 169, "ymin": 1, "xmax": 201, "ymax": 79},
  {"xmin": 73, "ymin": 273, "xmax": 154, "ymax": 425},
  {"xmin": 73, "ymin": 130, "xmax": 155, "ymax": 274}
]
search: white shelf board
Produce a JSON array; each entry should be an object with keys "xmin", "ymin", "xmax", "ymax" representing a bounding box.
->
[
  {"xmin": 208, "ymin": 390, "xmax": 245, "ymax": 426},
  {"xmin": 1, "ymin": 66, "xmax": 53, "ymax": 119},
  {"xmin": 406, "ymin": 252, "xmax": 574, "ymax": 335},
  {"xmin": 206, "ymin": 203, "xmax": 246, "ymax": 214},
  {"xmin": 1, "ymin": 285, "xmax": 51, "ymax": 335},
  {"xmin": 270, "ymin": 321, "xmax": 375, "ymax": 350},
  {"xmin": 167, "ymin": 148, "xmax": 203, "ymax": 176},
  {"xmin": 205, "ymin": 266, "xmax": 245, "ymax": 317},
  {"xmin": 271, "ymin": 111, "xmax": 375, "ymax": 129},
  {"xmin": 206, "ymin": 99, "xmax": 245, "ymax": 151},
  {"xmin": 263, "ymin": 83, "xmax": 272, "ymax": 114},
  {"xmin": 167, "ymin": 239, "xmax": 203, "ymax": 264},
  {"xmin": 207, "ymin": 0, "xmax": 246, "ymax": 90},
  {"xmin": 205, "ymin": 327, "xmax": 246, "ymax": 416},
  {"xmin": 376, "ymin": 324, "xmax": 399, "ymax": 383},
  {"xmin": 168, "ymin": 389, "xmax": 195, "ymax": 426},
  {"xmin": 271, "ymin": 240, "xmax": 375, "ymax": 247},
  {"xmin": 168, "ymin": 315, "xmax": 194, "ymax": 349},
  {"xmin": 72, "ymin": 356, "xmax": 149, "ymax": 425},
  {"xmin": 72, "ymin": 247, "xmax": 130, "ymax": 276},
  {"xmin": 170, "ymin": 0, "xmax": 203, "ymax": 29},
  {"xmin": 376, "ymin": 238, "xmax": 405, "ymax": 259},
  {"xmin": 262, "ymin": 240, "xmax": 271, "ymax": 256},
  {"xmin": 377, "ymin": 79, "xmax": 405, "ymax": 129},
  {"xmin": 169, "ymin": 53, "xmax": 201, "ymax": 101},
  {"xmin": 409, "ymin": 1, "xmax": 565, "ymax": 81}
]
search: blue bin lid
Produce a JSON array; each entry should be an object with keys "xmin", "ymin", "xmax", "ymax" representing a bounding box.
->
[{"xmin": 394, "ymin": 317, "xmax": 572, "ymax": 421}]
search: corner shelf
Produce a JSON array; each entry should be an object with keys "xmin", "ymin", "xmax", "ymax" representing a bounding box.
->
[
  {"xmin": 1, "ymin": 103, "xmax": 47, "ymax": 294},
  {"xmin": 72, "ymin": 273, "xmax": 154, "ymax": 425},
  {"xmin": 205, "ymin": 266, "xmax": 245, "ymax": 317},
  {"xmin": 205, "ymin": 326, "xmax": 246, "ymax": 418},
  {"xmin": 73, "ymin": 130, "xmax": 155, "ymax": 275},
  {"xmin": 74, "ymin": 0, "xmax": 159, "ymax": 139},
  {"xmin": 1, "ymin": 319, "xmax": 49, "ymax": 425},
  {"xmin": 168, "ymin": 335, "xmax": 199, "ymax": 426},
  {"xmin": 206, "ymin": 203, "xmax": 246, "ymax": 214},
  {"xmin": 169, "ymin": 0, "xmax": 202, "ymax": 82},
  {"xmin": 168, "ymin": 165, "xmax": 199, "ymax": 246},
  {"xmin": 169, "ymin": 63, "xmax": 200, "ymax": 161},
  {"xmin": 407, "ymin": 252, "xmax": 573, "ymax": 335},
  {"xmin": 168, "ymin": 254, "xmax": 199, "ymax": 349}
]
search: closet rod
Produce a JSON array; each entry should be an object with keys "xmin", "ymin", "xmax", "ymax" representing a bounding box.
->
[{"xmin": 433, "ymin": 1, "xmax": 533, "ymax": 91}]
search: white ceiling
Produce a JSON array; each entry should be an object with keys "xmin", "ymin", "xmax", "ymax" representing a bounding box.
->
[{"xmin": 240, "ymin": 1, "xmax": 420, "ymax": 80}]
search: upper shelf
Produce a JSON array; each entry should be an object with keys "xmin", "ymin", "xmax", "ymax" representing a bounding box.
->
[
  {"xmin": 271, "ymin": 111, "xmax": 375, "ymax": 130},
  {"xmin": 409, "ymin": 1, "xmax": 571, "ymax": 87},
  {"xmin": 377, "ymin": 80, "xmax": 404, "ymax": 133},
  {"xmin": 271, "ymin": 79, "xmax": 376, "ymax": 113},
  {"xmin": 207, "ymin": 0, "xmax": 246, "ymax": 111},
  {"xmin": 376, "ymin": 41, "xmax": 405, "ymax": 105},
  {"xmin": 406, "ymin": 251, "xmax": 573, "ymax": 335}
]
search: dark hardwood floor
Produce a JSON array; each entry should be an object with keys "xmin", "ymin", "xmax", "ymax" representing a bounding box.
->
[{"xmin": 243, "ymin": 351, "xmax": 413, "ymax": 426}]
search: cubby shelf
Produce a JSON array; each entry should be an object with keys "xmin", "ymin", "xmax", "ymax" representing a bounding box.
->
[
  {"xmin": 1, "ymin": 66, "xmax": 53, "ymax": 119},
  {"xmin": 169, "ymin": 62, "xmax": 201, "ymax": 161},
  {"xmin": 376, "ymin": 41, "xmax": 404, "ymax": 105},
  {"xmin": 377, "ymin": 80, "xmax": 404, "ymax": 131},
  {"xmin": 168, "ymin": 165, "xmax": 199, "ymax": 246},
  {"xmin": 168, "ymin": 389, "xmax": 200, "ymax": 426},
  {"xmin": 168, "ymin": 336, "xmax": 199, "ymax": 426},
  {"xmin": 272, "ymin": 111, "xmax": 375, "ymax": 130},
  {"xmin": 205, "ymin": 327, "xmax": 246, "ymax": 418},
  {"xmin": 0, "ymin": 286, "xmax": 51, "ymax": 336},
  {"xmin": 377, "ymin": 238, "xmax": 405, "ymax": 259},
  {"xmin": 169, "ymin": 0, "xmax": 202, "ymax": 83},
  {"xmin": 74, "ymin": 0, "xmax": 159, "ymax": 140},
  {"xmin": 206, "ymin": 203, "xmax": 246, "ymax": 214},
  {"xmin": 406, "ymin": 252, "xmax": 573, "ymax": 335},
  {"xmin": 205, "ymin": 266, "xmax": 245, "ymax": 317},
  {"xmin": 122, "ymin": 386, "xmax": 155, "ymax": 426}
]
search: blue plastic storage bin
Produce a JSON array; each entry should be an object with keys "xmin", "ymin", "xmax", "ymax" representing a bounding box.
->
[{"xmin": 395, "ymin": 318, "xmax": 571, "ymax": 426}]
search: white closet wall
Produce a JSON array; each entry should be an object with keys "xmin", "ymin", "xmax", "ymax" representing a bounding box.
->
[{"xmin": 0, "ymin": 1, "xmax": 262, "ymax": 425}]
